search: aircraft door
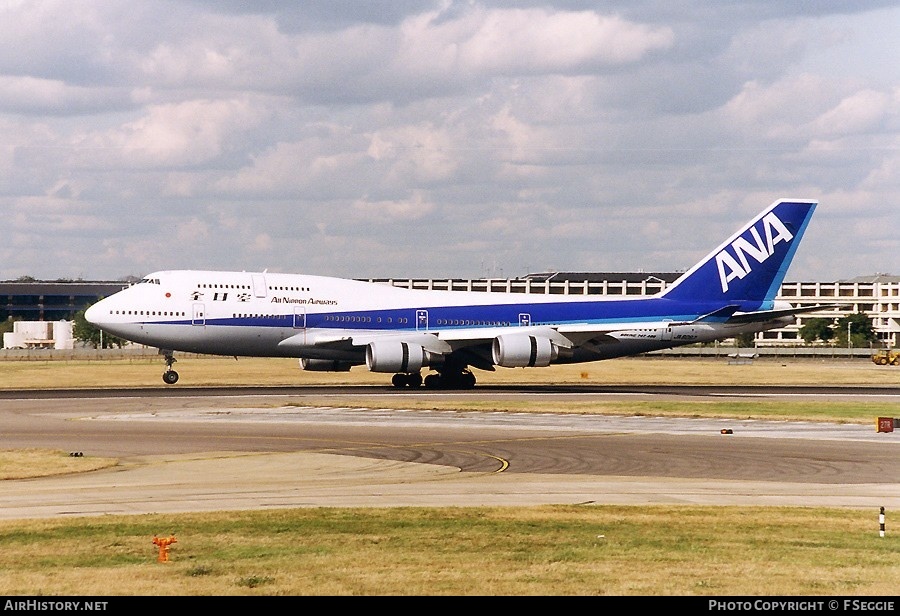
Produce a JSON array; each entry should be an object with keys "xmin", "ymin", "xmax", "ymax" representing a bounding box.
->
[
  {"xmin": 292, "ymin": 305, "xmax": 306, "ymax": 345},
  {"xmin": 518, "ymin": 313, "xmax": 531, "ymax": 327},
  {"xmin": 661, "ymin": 321, "xmax": 673, "ymax": 341},
  {"xmin": 192, "ymin": 303, "xmax": 205, "ymax": 326},
  {"xmin": 251, "ymin": 274, "xmax": 267, "ymax": 298},
  {"xmin": 293, "ymin": 305, "xmax": 306, "ymax": 329},
  {"xmin": 416, "ymin": 309, "xmax": 428, "ymax": 331}
]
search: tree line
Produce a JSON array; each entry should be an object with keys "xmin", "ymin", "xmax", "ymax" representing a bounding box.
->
[{"xmin": 798, "ymin": 312, "xmax": 878, "ymax": 347}]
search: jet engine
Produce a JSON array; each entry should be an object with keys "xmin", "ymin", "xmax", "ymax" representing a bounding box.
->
[
  {"xmin": 491, "ymin": 334, "xmax": 557, "ymax": 368},
  {"xmin": 300, "ymin": 358, "xmax": 353, "ymax": 372},
  {"xmin": 365, "ymin": 340, "xmax": 433, "ymax": 373}
]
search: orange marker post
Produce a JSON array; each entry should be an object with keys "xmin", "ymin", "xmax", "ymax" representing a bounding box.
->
[{"xmin": 152, "ymin": 535, "xmax": 177, "ymax": 562}]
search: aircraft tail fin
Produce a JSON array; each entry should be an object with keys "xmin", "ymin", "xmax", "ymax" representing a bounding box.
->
[{"xmin": 660, "ymin": 199, "xmax": 817, "ymax": 310}]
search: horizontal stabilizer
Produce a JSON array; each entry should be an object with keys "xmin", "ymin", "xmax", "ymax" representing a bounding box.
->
[
  {"xmin": 725, "ymin": 303, "xmax": 839, "ymax": 325},
  {"xmin": 691, "ymin": 305, "xmax": 741, "ymax": 323}
]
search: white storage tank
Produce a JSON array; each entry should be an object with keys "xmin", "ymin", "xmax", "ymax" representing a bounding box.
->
[{"xmin": 53, "ymin": 320, "xmax": 74, "ymax": 349}]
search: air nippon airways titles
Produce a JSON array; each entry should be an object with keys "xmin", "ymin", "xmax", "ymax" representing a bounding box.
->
[{"xmin": 86, "ymin": 199, "xmax": 832, "ymax": 389}]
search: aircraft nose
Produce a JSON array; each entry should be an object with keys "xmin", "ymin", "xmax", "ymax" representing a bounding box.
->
[{"xmin": 84, "ymin": 301, "xmax": 104, "ymax": 326}]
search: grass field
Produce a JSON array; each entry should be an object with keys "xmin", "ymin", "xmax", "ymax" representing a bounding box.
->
[
  {"xmin": 0, "ymin": 505, "xmax": 895, "ymax": 596},
  {"xmin": 3, "ymin": 352, "xmax": 900, "ymax": 389},
  {"xmin": 0, "ymin": 355, "xmax": 897, "ymax": 596}
]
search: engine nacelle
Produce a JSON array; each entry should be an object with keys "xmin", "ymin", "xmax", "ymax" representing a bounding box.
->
[
  {"xmin": 365, "ymin": 340, "xmax": 429, "ymax": 373},
  {"xmin": 300, "ymin": 358, "xmax": 353, "ymax": 372},
  {"xmin": 491, "ymin": 334, "xmax": 557, "ymax": 368}
]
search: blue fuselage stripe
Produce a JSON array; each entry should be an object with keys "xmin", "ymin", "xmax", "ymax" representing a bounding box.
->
[{"xmin": 146, "ymin": 297, "xmax": 736, "ymax": 331}]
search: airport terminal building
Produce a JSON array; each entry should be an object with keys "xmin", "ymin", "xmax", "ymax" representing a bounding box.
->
[
  {"xmin": 0, "ymin": 280, "xmax": 128, "ymax": 323},
  {"xmin": 2, "ymin": 273, "xmax": 899, "ymax": 349}
]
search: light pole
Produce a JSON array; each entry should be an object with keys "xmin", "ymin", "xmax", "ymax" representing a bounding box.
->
[{"xmin": 847, "ymin": 320, "xmax": 851, "ymax": 350}]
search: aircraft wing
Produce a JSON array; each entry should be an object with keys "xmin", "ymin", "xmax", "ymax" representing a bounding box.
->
[
  {"xmin": 437, "ymin": 325, "xmax": 575, "ymax": 348},
  {"xmin": 278, "ymin": 331, "xmax": 353, "ymax": 350},
  {"xmin": 349, "ymin": 331, "xmax": 453, "ymax": 354},
  {"xmin": 356, "ymin": 325, "xmax": 576, "ymax": 354},
  {"xmin": 277, "ymin": 303, "xmax": 838, "ymax": 367},
  {"xmin": 279, "ymin": 329, "xmax": 456, "ymax": 354}
]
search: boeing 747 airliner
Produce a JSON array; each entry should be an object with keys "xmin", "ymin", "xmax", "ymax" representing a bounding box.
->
[{"xmin": 86, "ymin": 199, "xmax": 832, "ymax": 388}]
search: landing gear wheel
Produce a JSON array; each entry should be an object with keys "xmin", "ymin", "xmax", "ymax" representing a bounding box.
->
[
  {"xmin": 423, "ymin": 369, "xmax": 476, "ymax": 390},
  {"xmin": 460, "ymin": 370, "xmax": 476, "ymax": 389},
  {"xmin": 391, "ymin": 373, "xmax": 422, "ymax": 388},
  {"xmin": 424, "ymin": 374, "xmax": 442, "ymax": 389}
]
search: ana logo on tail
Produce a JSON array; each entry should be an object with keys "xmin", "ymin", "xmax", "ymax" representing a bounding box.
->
[{"xmin": 715, "ymin": 212, "xmax": 794, "ymax": 293}]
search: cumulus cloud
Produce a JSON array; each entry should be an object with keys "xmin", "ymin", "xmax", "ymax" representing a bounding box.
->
[
  {"xmin": 67, "ymin": 98, "xmax": 265, "ymax": 168},
  {"xmin": 0, "ymin": 76, "xmax": 131, "ymax": 115},
  {"xmin": 349, "ymin": 190, "xmax": 437, "ymax": 222},
  {"xmin": 808, "ymin": 90, "xmax": 891, "ymax": 137},
  {"xmin": 0, "ymin": 1, "xmax": 898, "ymax": 280},
  {"xmin": 403, "ymin": 6, "xmax": 675, "ymax": 75}
]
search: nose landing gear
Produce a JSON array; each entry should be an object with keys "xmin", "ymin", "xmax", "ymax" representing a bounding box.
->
[{"xmin": 161, "ymin": 350, "xmax": 179, "ymax": 384}]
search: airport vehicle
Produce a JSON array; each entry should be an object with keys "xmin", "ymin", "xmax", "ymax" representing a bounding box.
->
[
  {"xmin": 85, "ymin": 199, "xmax": 832, "ymax": 388},
  {"xmin": 872, "ymin": 350, "xmax": 900, "ymax": 366}
]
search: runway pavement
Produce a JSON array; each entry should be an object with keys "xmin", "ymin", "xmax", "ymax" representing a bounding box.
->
[{"xmin": 1, "ymin": 386, "xmax": 898, "ymax": 519}]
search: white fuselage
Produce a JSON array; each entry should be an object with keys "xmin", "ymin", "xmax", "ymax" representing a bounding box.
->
[{"xmin": 86, "ymin": 270, "xmax": 792, "ymax": 364}]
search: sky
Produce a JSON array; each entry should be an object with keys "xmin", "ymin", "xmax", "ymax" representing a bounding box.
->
[{"xmin": 1, "ymin": 1, "xmax": 898, "ymax": 283}]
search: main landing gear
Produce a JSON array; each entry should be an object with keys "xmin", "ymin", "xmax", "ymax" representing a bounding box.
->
[
  {"xmin": 161, "ymin": 350, "xmax": 179, "ymax": 384},
  {"xmin": 391, "ymin": 368, "xmax": 477, "ymax": 390},
  {"xmin": 391, "ymin": 372, "xmax": 422, "ymax": 388}
]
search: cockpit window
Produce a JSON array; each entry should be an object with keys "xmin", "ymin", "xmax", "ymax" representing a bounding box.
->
[{"xmin": 140, "ymin": 278, "xmax": 161, "ymax": 284}]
